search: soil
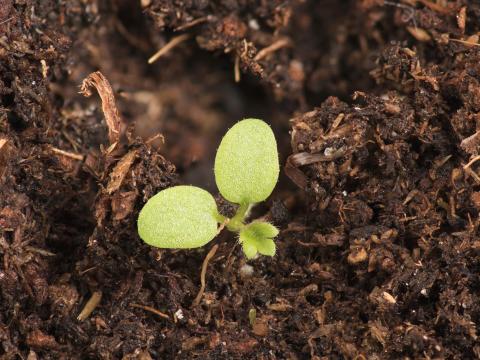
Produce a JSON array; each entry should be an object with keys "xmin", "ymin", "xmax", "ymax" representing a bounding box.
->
[{"xmin": 1, "ymin": 0, "xmax": 480, "ymax": 359}]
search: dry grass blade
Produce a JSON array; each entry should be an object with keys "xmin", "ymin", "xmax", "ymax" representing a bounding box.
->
[
  {"xmin": 148, "ymin": 34, "xmax": 190, "ymax": 64},
  {"xmin": 192, "ymin": 244, "xmax": 219, "ymax": 307},
  {"xmin": 50, "ymin": 147, "xmax": 84, "ymax": 161},
  {"xmin": 80, "ymin": 72, "xmax": 122, "ymax": 145},
  {"xmin": 450, "ymin": 37, "xmax": 480, "ymax": 47}
]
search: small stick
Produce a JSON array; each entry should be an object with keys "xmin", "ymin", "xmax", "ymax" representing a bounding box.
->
[
  {"xmin": 464, "ymin": 167, "xmax": 480, "ymax": 184},
  {"xmin": 175, "ymin": 16, "xmax": 210, "ymax": 31},
  {"xmin": 148, "ymin": 34, "xmax": 190, "ymax": 64},
  {"xmin": 234, "ymin": 55, "xmax": 241, "ymax": 83},
  {"xmin": 145, "ymin": 133, "xmax": 165, "ymax": 145},
  {"xmin": 25, "ymin": 246, "xmax": 56, "ymax": 257},
  {"xmin": 254, "ymin": 38, "xmax": 291, "ymax": 61},
  {"xmin": 0, "ymin": 17, "xmax": 13, "ymax": 26},
  {"xmin": 192, "ymin": 244, "xmax": 219, "ymax": 307},
  {"xmin": 450, "ymin": 38, "xmax": 480, "ymax": 47},
  {"xmin": 51, "ymin": 147, "xmax": 84, "ymax": 161},
  {"xmin": 130, "ymin": 303, "xmax": 170, "ymax": 320},
  {"xmin": 77, "ymin": 291, "xmax": 102, "ymax": 321},
  {"xmin": 463, "ymin": 155, "xmax": 480, "ymax": 170}
]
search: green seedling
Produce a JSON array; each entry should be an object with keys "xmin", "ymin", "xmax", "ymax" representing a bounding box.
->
[{"xmin": 137, "ymin": 119, "xmax": 279, "ymax": 259}]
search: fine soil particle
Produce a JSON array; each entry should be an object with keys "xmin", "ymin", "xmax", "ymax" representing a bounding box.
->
[{"xmin": 2, "ymin": 0, "xmax": 480, "ymax": 359}]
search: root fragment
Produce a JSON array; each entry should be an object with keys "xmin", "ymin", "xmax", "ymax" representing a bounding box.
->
[
  {"xmin": 130, "ymin": 303, "xmax": 170, "ymax": 320},
  {"xmin": 192, "ymin": 244, "xmax": 219, "ymax": 307},
  {"xmin": 254, "ymin": 38, "xmax": 291, "ymax": 61}
]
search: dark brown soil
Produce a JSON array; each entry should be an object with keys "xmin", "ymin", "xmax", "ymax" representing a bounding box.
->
[{"xmin": 2, "ymin": 0, "xmax": 480, "ymax": 359}]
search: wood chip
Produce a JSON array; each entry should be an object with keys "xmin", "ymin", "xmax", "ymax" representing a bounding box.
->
[
  {"xmin": 382, "ymin": 291, "xmax": 396, "ymax": 304},
  {"xmin": 106, "ymin": 150, "xmax": 138, "ymax": 194},
  {"xmin": 111, "ymin": 191, "xmax": 137, "ymax": 220},
  {"xmin": 406, "ymin": 27, "xmax": 431, "ymax": 42},
  {"xmin": 252, "ymin": 320, "xmax": 269, "ymax": 337},
  {"xmin": 457, "ymin": 6, "xmax": 466, "ymax": 32},
  {"xmin": 461, "ymin": 132, "xmax": 480, "ymax": 155},
  {"xmin": 80, "ymin": 71, "xmax": 122, "ymax": 145},
  {"xmin": 289, "ymin": 149, "xmax": 346, "ymax": 167},
  {"xmin": 77, "ymin": 291, "xmax": 102, "ymax": 321},
  {"xmin": 348, "ymin": 247, "xmax": 368, "ymax": 264},
  {"xmin": 284, "ymin": 155, "xmax": 308, "ymax": 189},
  {"xmin": 267, "ymin": 302, "xmax": 293, "ymax": 311},
  {"xmin": 26, "ymin": 329, "xmax": 59, "ymax": 350},
  {"xmin": 0, "ymin": 138, "xmax": 12, "ymax": 178}
]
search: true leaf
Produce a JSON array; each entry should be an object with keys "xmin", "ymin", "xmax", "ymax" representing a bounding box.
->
[
  {"xmin": 242, "ymin": 222, "xmax": 279, "ymax": 239},
  {"xmin": 242, "ymin": 239, "xmax": 258, "ymax": 259},
  {"xmin": 239, "ymin": 222, "xmax": 278, "ymax": 259},
  {"xmin": 214, "ymin": 119, "xmax": 279, "ymax": 204},
  {"xmin": 137, "ymin": 185, "xmax": 220, "ymax": 249},
  {"xmin": 256, "ymin": 238, "xmax": 276, "ymax": 257}
]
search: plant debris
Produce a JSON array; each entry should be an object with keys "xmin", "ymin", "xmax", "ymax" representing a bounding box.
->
[{"xmin": 2, "ymin": 0, "xmax": 480, "ymax": 358}]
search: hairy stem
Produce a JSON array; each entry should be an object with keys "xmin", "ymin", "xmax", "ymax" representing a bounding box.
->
[{"xmin": 226, "ymin": 203, "xmax": 253, "ymax": 232}]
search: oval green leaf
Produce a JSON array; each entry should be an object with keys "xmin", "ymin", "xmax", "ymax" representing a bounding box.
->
[
  {"xmin": 137, "ymin": 185, "xmax": 220, "ymax": 249},
  {"xmin": 214, "ymin": 118, "xmax": 279, "ymax": 204}
]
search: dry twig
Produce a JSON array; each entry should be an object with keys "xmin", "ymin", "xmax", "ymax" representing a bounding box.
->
[
  {"xmin": 130, "ymin": 303, "xmax": 170, "ymax": 320},
  {"xmin": 50, "ymin": 147, "xmax": 84, "ymax": 161}
]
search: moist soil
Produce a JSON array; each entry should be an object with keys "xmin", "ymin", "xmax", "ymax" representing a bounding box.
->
[{"xmin": 1, "ymin": 0, "xmax": 480, "ymax": 359}]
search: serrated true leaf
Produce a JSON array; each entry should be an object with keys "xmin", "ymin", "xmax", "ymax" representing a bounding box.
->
[
  {"xmin": 214, "ymin": 119, "xmax": 279, "ymax": 204},
  {"xmin": 239, "ymin": 224, "xmax": 277, "ymax": 259},
  {"xmin": 241, "ymin": 238, "xmax": 258, "ymax": 259},
  {"xmin": 137, "ymin": 185, "xmax": 220, "ymax": 249},
  {"xmin": 256, "ymin": 238, "xmax": 276, "ymax": 256},
  {"xmin": 243, "ymin": 222, "xmax": 279, "ymax": 239}
]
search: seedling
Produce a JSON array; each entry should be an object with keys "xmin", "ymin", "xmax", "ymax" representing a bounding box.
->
[{"xmin": 137, "ymin": 119, "xmax": 279, "ymax": 259}]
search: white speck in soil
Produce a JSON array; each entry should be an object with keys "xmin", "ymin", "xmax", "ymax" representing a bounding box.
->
[
  {"xmin": 175, "ymin": 309, "xmax": 184, "ymax": 320},
  {"xmin": 248, "ymin": 19, "xmax": 259, "ymax": 30}
]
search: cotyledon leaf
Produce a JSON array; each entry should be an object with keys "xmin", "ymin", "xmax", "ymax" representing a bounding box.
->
[
  {"xmin": 137, "ymin": 185, "xmax": 220, "ymax": 249},
  {"xmin": 214, "ymin": 119, "xmax": 279, "ymax": 204}
]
